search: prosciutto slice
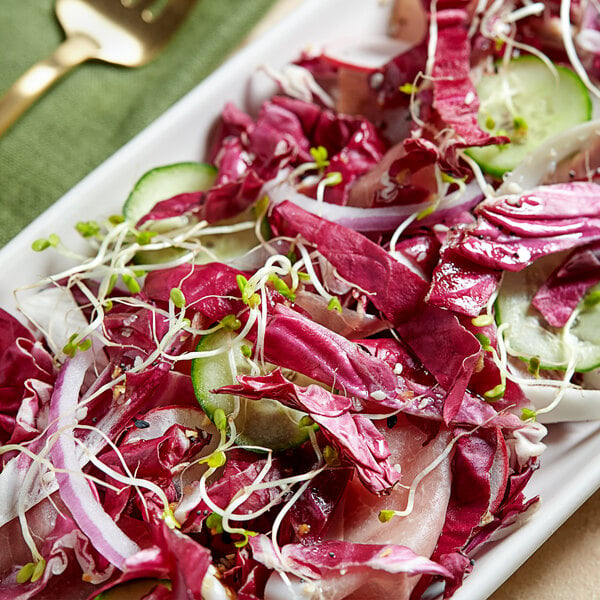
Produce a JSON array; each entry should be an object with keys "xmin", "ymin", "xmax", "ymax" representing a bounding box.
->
[{"xmin": 264, "ymin": 415, "xmax": 453, "ymax": 599}]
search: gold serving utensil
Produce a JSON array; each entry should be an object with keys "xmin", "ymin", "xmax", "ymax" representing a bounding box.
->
[{"xmin": 0, "ymin": 0, "xmax": 196, "ymax": 137}]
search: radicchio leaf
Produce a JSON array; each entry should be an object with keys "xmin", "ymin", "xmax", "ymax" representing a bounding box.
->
[
  {"xmin": 461, "ymin": 183, "xmax": 600, "ymax": 271},
  {"xmin": 411, "ymin": 426, "xmax": 533, "ymax": 598},
  {"xmin": 532, "ymin": 241, "xmax": 600, "ymax": 327},
  {"xmin": 143, "ymin": 263, "xmax": 248, "ymax": 325},
  {"xmin": 431, "ymin": 6, "xmax": 508, "ymax": 168},
  {"xmin": 257, "ymin": 304, "xmax": 402, "ymax": 406},
  {"xmin": 0, "ymin": 309, "xmax": 55, "ymax": 445},
  {"xmin": 216, "ymin": 369, "xmax": 401, "ymax": 494},
  {"xmin": 250, "ymin": 535, "xmax": 451, "ymax": 581},
  {"xmin": 98, "ymin": 424, "xmax": 202, "ymax": 522},
  {"xmin": 429, "ymin": 182, "xmax": 600, "ymax": 315},
  {"xmin": 90, "ymin": 521, "xmax": 212, "ymax": 600},
  {"xmin": 396, "ymin": 304, "xmax": 482, "ymax": 423},
  {"xmin": 270, "ymin": 201, "xmax": 429, "ymax": 324},
  {"xmin": 137, "ymin": 170, "xmax": 263, "ymax": 229},
  {"xmin": 0, "ymin": 511, "xmax": 113, "ymax": 600}
]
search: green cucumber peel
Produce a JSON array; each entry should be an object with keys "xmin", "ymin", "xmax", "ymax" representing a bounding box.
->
[{"xmin": 466, "ymin": 56, "xmax": 592, "ymax": 177}]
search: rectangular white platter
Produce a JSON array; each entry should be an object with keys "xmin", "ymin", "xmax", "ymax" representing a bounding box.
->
[{"xmin": 1, "ymin": 1, "xmax": 600, "ymax": 598}]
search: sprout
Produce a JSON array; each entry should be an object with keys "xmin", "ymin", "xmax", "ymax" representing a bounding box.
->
[
  {"xmin": 327, "ymin": 297, "xmax": 342, "ymax": 313},
  {"xmin": 169, "ymin": 287, "xmax": 186, "ymax": 308},
  {"xmin": 475, "ymin": 333, "xmax": 492, "ymax": 351},
  {"xmin": 268, "ymin": 274, "xmax": 296, "ymax": 301},
  {"xmin": 309, "ymin": 145, "xmax": 330, "ymax": 169},
  {"xmin": 213, "ymin": 408, "xmax": 228, "ymax": 432},
  {"xmin": 109, "ymin": 214, "xmax": 125, "ymax": 225},
  {"xmin": 31, "ymin": 238, "xmax": 51, "ymax": 252},
  {"xmin": 299, "ymin": 415, "xmax": 314, "ymax": 428},
  {"xmin": 378, "ymin": 509, "xmax": 396, "ymax": 523},
  {"xmin": 16, "ymin": 559, "xmax": 46, "ymax": 584},
  {"xmin": 236, "ymin": 274, "xmax": 258, "ymax": 306},
  {"xmin": 162, "ymin": 507, "xmax": 181, "ymax": 530},
  {"xmin": 484, "ymin": 383, "xmax": 506, "ymax": 400},
  {"xmin": 135, "ymin": 230, "xmax": 157, "ymax": 245},
  {"xmin": 202, "ymin": 451, "xmax": 227, "ymax": 469},
  {"xmin": 323, "ymin": 445, "xmax": 341, "ymax": 466},
  {"xmin": 584, "ymin": 289, "xmax": 600, "ymax": 308},
  {"xmin": 513, "ymin": 115, "xmax": 528, "ymax": 134},
  {"xmin": 471, "ymin": 314, "xmax": 494, "ymax": 327},
  {"xmin": 527, "ymin": 356, "xmax": 541, "ymax": 378},
  {"xmin": 233, "ymin": 530, "xmax": 258, "ymax": 548},
  {"xmin": 121, "ymin": 274, "xmax": 141, "ymax": 294},
  {"xmin": 62, "ymin": 333, "xmax": 92, "ymax": 357},
  {"xmin": 205, "ymin": 512, "xmax": 224, "ymax": 534},
  {"xmin": 220, "ymin": 314, "xmax": 242, "ymax": 330},
  {"xmin": 76, "ymin": 220, "xmax": 101, "ymax": 238},
  {"xmin": 399, "ymin": 82, "xmax": 417, "ymax": 95},
  {"xmin": 247, "ymin": 293, "xmax": 261, "ymax": 309},
  {"xmin": 521, "ymin": 407, "xmax": 538, "ymax": 421},
  {"xmin": 314, "ymin": 171, "xmax": 343, "ymax": 212}
]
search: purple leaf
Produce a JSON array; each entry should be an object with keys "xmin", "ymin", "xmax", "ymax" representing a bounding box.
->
[
  {"xmin": 258, "ymin": 304, "xmax": 402, "ymax": 406},
  {"xmin": 216, "ymin": 369, "xmax": 401, "ymax": 494},
  {"xmin": 532, "ymin": 242, "xmax": 600, "ymax": 327},
  {"xmin": 271, "ymin": 201, "xmax": 429, "ymax": 324},
  {"xmin": 250, "ymin": 535, "xmax": 450, "ymax": 580},
  {"xmin": 396, "ymin": 304, "xmax": 482, "ymax": 423}
]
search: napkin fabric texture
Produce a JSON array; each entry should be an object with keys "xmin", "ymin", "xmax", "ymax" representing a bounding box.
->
[{"xmin": 0, "ymin": 0, "xmax": 277, "ymax": 248}]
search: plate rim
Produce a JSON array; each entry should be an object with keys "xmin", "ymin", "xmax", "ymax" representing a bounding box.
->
[{"xmin": 1, "ymin": 1, "xmax": 600, "ymax": 598}]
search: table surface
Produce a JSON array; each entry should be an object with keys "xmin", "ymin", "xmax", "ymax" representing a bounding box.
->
[{"xmin": 251, "ymin": 2, "xmax": 600, "ymax": 599}]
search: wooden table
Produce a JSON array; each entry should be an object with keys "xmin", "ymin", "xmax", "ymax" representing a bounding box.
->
[{"xmin": 250, "ymin": 2, "xmax": 600, "ymax": 598}]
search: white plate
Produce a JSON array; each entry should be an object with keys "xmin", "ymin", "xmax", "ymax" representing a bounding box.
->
[{"xmin": 2, "ymin": 0, "xmax": 600, "ymax": 598}]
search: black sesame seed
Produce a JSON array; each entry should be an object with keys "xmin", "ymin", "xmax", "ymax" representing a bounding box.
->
[
  {"xmin": 387, "ymin": 415, "xmax": 398, "ymax": 429},
  {"xmin": 133, "ymin": 419, "xmax": 150, "ymax": 429}
]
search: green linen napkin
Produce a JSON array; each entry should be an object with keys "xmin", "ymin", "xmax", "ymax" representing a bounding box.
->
[{"xmin": 0, "ymin": 0, "xmax": 278, "ymax": 248}]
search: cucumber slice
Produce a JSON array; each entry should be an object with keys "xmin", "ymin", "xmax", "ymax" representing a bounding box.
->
[
  {"xmin": 466, "ymin": 56, "xmax": 592, "ymax": 177},
  {"xmin": 191, "ymin": 330, "xmax": 314, "ymax": 452},
  {"xmin": 495, "ymin": 256, "xmax": 600, "ymax": 372},
  {"xmin": 123, "ymin": 162, "xmax": 261, "ymax": 266},
  {"xmin": 123, "ymin": 162, "xmax": 217, "ymax": 227},
  {"xmin": 133, "ymin": 207, "xmax": 261, "ymax": 266}
]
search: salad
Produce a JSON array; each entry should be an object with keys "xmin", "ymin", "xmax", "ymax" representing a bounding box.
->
[{"xmin": 1, "ymin": 0, "xmax": 600, "ymax": 599}]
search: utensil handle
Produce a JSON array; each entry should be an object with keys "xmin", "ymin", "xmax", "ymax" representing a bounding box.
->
[{"xmin": 0, "ymin": 34, "xmax": 98, "ymax": 137}]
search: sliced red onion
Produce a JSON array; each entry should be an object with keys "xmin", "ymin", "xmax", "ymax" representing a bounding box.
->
[
  {"xmin": 18, "ymin": 286, "xmax": 90, "ymax": 359},
  {"xmin": 263, "ymin": 176, "xmax": 479, "ymax": 232},
  {"xmin": 49, "ymin": 350, "xmax": 140, "ymax": 569},
  {"xmin": 499, "ymin": 120, "xmax": 600, "ymax": 194}
]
